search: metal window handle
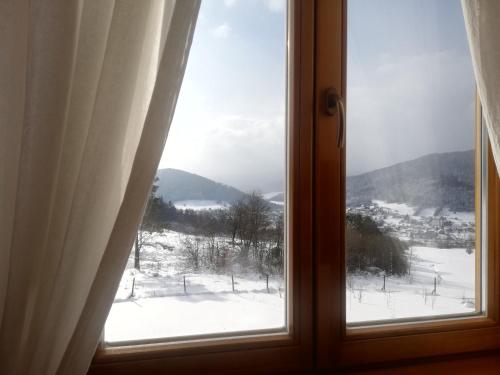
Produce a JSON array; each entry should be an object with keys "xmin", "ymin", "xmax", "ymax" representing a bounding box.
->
[{"xmin": 325, "ymin": 88, "xmax": 345, "ymax": 148}]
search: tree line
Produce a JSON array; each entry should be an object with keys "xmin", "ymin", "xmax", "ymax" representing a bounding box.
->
[
  {"xmin": 135, "ymin": 178, "xmax": 284, "ymax": 276},
  {"xmin": 346, "ymin": 213, "xmax": 408, "ymax": 276}
]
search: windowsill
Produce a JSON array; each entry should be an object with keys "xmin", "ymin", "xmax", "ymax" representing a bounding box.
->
[
  {"xmin": 341, "ymin": 349, "xmax": 500, "ymax": 374},
  {"xmin": 346, "ymin": 314, "xmax": 494, "ymax": 339},
  {"xmin": 94, "ymin": 331, "xmax": 294, "ymax": 363}
]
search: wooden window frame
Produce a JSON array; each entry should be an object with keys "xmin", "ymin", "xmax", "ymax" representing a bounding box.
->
[
  {"xmin": 88, "ymin": 2, "xmax": 315, "ymax": 374},
  {"xmin": 87, "ymin": 1, "xmax": 500, "ymax": 373},
  {"xmin": 315, "ymin": 0, "xmax": 500, "ymax": 372}
]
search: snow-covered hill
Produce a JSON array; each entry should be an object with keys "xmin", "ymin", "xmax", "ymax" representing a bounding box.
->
[{"xmin": 156, "ymin": 168, "xmax": 245, "ymax": 204}]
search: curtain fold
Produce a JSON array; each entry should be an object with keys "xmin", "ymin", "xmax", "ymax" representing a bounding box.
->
[
  {"xmin": 462, "ymin": 0, "xmax": 500, "ymax": 175},
  {"xmin": 0, "ymin": 1, "xmax": 200, "ymax": 374}
]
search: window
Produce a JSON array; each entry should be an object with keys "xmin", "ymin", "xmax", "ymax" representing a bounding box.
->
[
  {"xmin": 104, "ymin": 0, "xmax": 288, "ymax": 345},
  {"xmin": 315, "ymin": 0, "xmax": 500, "ymax": 370},
  {"xmin": 92, "ymin": 2, "xmax": 314, "ymax": 373},
  {"xmin": 345, "ymin": 0, "xmax": 482, "ymax": 324},
  {"xmin": 92, "ymin": 1, "xmax": 500, "ymax": 373}
]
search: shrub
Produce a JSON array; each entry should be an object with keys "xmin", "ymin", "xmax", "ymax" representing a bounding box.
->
[{"xmin": 346, "ymin": 213, "xmax": 408, "ymax": 275}]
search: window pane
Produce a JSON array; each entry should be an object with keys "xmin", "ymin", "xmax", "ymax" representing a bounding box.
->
[
  {"xmin": 346, "ymin": 0, "xmax": 480, "ymax": 324},
  {"xmin": 105, "ymin": 0, "xmax": 287, "ymax": 344}
]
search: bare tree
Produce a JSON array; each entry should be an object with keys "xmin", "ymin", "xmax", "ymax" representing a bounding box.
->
[
  {"xmin": 234, "ymin": 192, "xmax": 270, "ymax": 260},
  {"xmin": 266, "ymin": 213, "xmax": 284, "ymax": 275},
  {"xmin": 182, "ymin": 237, "xmax": 201, "ymax": 271},
  {"xmin": 134, "ymin": 229, "xmax": 154, "ymax": 270},
  {"xmin": 245, "ymin": 192, "xmax": 270, "ymax": 248},
  {"xmin": 134, "ymin": 177, "xmax": 163, "ymax": 270},
  {"xmin": 227, "ymin": 199, "xmax": 246, "ymax": 244}
]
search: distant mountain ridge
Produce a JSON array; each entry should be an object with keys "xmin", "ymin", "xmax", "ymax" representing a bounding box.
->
[
  {"xmin": 157, "ymin": 150, "xmax": 474, "ymax": 212},
  {"xmin": 347, "ymin": 150, "xmax": 475, "ymax": 212},
  {"xmin": 156, "ymin": 168, "xmax": 245, "ymax": 203}
]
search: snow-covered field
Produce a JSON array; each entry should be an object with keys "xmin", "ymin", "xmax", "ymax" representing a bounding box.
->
[
  {"xmin": 373, "ymin": 199, "xmax": 475, "ymax": 223},
  {"xmin": 173, "ymin": 200, "xmax": 229, "ymax": 211},
  {"xmin": 373, "ymin": 200, "xmax": 415, "ymax": 216},
  {"xmin": 105, "ymin": 230, "xmax": 285, "ymax": 343},
  {"xmin": 347, "ymin": 200, "xmax": 476, "ymax": 323},
  {"xmin": 105, "ymin": 200, "xmax": 477, "ymax": 343},
  {"xmin": 106, "ymin": 292, "xmax": 284, "ymax": 343},
  {"xmin": 347, "ymin": 246, "xmax": 475, "ymax": 323},
  {"xmin": 263, "ymin": 191, "xmax": 282, "ymax": 200}
]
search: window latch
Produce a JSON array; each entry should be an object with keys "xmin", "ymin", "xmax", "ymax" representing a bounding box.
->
[{"xmin": 325, "ymin": 88, "xmax": 345, "ymax": 148}]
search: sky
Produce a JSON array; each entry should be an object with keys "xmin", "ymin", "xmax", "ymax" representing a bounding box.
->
[
  {"xmin": 346, "ymin": 0, "xmax": 476, "ymax": 175},
  {"xmin": 159, "ymin": 0, "xmax": 286, "ymax": 193},
  {"xmin": 159, "ymin": 0, "xmax": 475, "ymax": 191}
]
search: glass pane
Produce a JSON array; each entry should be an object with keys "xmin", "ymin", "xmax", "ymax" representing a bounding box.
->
[
  {"xmin": 346, "ymin": 0, "xmax": 480, "ymax": 324},
  {"xmin": 105, "ymin": 0, "xmax": 287, "ymax": 344}
]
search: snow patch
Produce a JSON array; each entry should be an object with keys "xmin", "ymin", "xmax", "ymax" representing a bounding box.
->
[
  {"xmin": 174, "ymin": 200, "xmax": 229, "ymax": 211},
  {"xmin": 372, "ymin": 200, "xmax": 415, "ymax": 216},
  {"xmin": 263, "ymin": 191, "xmax": 282, "ymax": 200},
  {"xmin": 347, "ymin": 246, "xmax": 475, "ymax": 323}
]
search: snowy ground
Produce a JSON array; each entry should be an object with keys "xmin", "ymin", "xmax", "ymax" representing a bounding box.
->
[
  {"xmin": 373, "ymin": 199, "xmax": 475, "ymax": 223},
  {"xmin": 263, "ymin": 191, "xmax": 282, "ymax": 200},
  {"xmin": 106, "ymin": 292, "xmax": 284, "ymax": 343},
  {"xmin": 105, "ymin": 201, "xmax": 477, "ymax": 343},
  {"xmin": 105, "ymin": 230, "xmax": 285, "ymax": 343},
  {"xmin": 173, "ymin": 200, "xmax": 229, "ymax": 211},
  {"xmin": 373, "ymin": 200, "xmax": 415, "ymax": 216},
  {"xmin": 347, "ymin": 246, "xmax": 475, "ymax": 323},
  {"xmin": 347, "ymin": 200, "xmax": 476, "ymax": 323}
]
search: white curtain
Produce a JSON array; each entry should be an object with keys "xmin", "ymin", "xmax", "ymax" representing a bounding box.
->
[
  {"xmin": 462, "ymin": 0, "xmax": 500, "ymax": 175},
  {"xmin": 0, "ymin": 1, "xmax": 200, "ymax": 374}
]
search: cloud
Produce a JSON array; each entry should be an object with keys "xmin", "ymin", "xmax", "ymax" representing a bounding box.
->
[
  {"xmin": 162, "ymin": 113, "xmax": 286, "ymax": 193},
  {"xmin": 346, "ymin": 50, "xmax": 475, "ymax": 176},
  {"xmin": 264, "ymin": 0, "xmax": 286, "ymax": 12},
  {"xmin": 211, "ymin": 23, "xmax": 231, "ymax": 39},
  {"xmin": 194, "ymin": 115, "xmax": 286, "ymax": 192},
  {"xmin": 223, "ymin": 0, "xmax": 286, "ymax": 13},
  {"xmin": 224, "ymin": 0, "xmax": 238, "ymax": 7}
]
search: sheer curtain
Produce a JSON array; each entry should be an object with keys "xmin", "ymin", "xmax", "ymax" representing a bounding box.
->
[
  {"xmin": 462, "ymin": 0, "xmax": 500, "ymax": 174},
  {"xmin": 0, "ymin": 1, "xmax": 200, "ymax": 374}
]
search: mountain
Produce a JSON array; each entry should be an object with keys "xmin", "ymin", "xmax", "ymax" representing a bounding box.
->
[
  {"xmin": 155, "ymin": 168, "xmax": 245, "ymax": 203},
  {"xmin": 267, "ymin": 192, "xmax": 284, "ymax": 202},
  {"xmin": 347, "ymin": 150, "xmax": 475, "ymax": 212}
]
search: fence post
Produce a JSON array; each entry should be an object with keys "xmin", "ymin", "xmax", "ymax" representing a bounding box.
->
[
  {"xmin": 232, "ymin": 274, "xmax": 235, "ymax": 292},
  {"xmin": 266, "ymin": 274, "xmax": 269, "ymax": 293},
  {"xmin": 131, "ymin": 277, "xmax": 135, "ymax": 298},
  {"xmin": 184, "ymin": 275, "xmax": 187, "ymax": 294},
  {"xmin": 433, "ymin": 277, "xmax": 437, "ymax": 295},
  {"xmin": 382, "ymin": 275, "xmax": 386, "ymax": 291}
]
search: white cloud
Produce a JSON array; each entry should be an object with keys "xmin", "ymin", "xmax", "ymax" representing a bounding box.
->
[
  {"xmin": 265, "ymin": 0, "xmax": 286, "ymax": 12},
  {"xmin": 162, "ymin": 113, "xmax": 286, "ymax": 193},
  {"xmin": 224, "ymin": 0, "xmax": 286, "ymax": 13},
  {"xmin": 194, "ymin": 115, "xmax": 285, "ymax": 192},
  {"xmin": 211, "ymin": 23, "xmax": 231, "ymax": 39}
]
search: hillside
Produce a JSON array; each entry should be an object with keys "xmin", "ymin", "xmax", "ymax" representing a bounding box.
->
[
  {"xmin": 267, "ymin": 192, "xmax": 284, "ymax": 202},
  {"xmin": 156, "ymin": 168, "xmax": 245, "ymax": 203},
  {"xmin": 347, "ymin": 150, "xmax": 475, "ymax": 212}
]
